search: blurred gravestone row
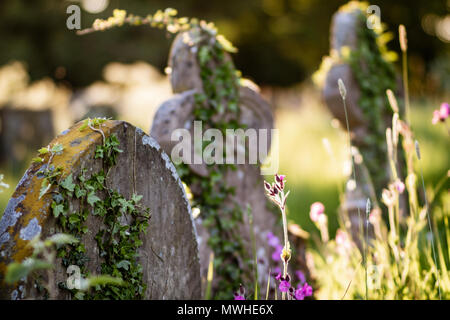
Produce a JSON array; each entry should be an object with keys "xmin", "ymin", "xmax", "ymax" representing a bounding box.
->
[
  {"xmin": 0, "ymin": 61, "xmax": 173, "ymax": 174},
  {"xmin": 319, "ymin": 3, "xmax": 404, "ymax": 246}
]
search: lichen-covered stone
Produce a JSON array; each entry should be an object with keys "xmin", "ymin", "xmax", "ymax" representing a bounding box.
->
[{"xmin": 0, "ymin": 120, "xmax": 201, "ymax": 299}]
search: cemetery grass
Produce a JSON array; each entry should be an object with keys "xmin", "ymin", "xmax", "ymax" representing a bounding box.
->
[
  {"xmin": 1, "ymin": 99, "xmax": 448, "ymax": 240},
  {"xmin": 274, "ymin": 97, "xmax": 448, "ymax": 239}
]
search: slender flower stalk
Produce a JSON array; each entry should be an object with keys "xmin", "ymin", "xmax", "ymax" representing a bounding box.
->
[
  {"xmin": 365, "ymin": 198, "xmax": 371, "ymax": 300},
  {"xmin": 338, "ymin": 78, "xmax": 368, "ymax": 299},
  {"xmin": 264, "ymin": 174, "xmax": 291, "ymax": 300},
  {"xmin": 399, "ymin": 25, "xmax": 411, "ymax": 125},
  {"xmin": 338, "ymin": 79, "xmax": 364, "ymax": 242}
]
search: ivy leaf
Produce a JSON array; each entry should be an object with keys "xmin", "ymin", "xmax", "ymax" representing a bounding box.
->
[
  {"xmin": 39, "ymin": 178, "xmax": 51, "ymax": 199},
  {"xmin": 60, "ymin": 174, "xmax": 75, "ymax": 192},
  {"xmin": 79, "ymin": 119, "xmax": 90, "ymax": 132},
  {"xmin": 75, "ymin": 185, "xmax": 86, "ymax": 198},
  {"xmin": 51, "ymin": 143, "xmax": 64, "ymax": 155},
  {"xmin": 119, "ymin": 198, "xmax": 134, "ymax": 213},
  {"xmin": 116, "ymin": 260, "xmax": 131, "ymax": 271},
  {"xmin": 132, "ymin": 194, "xmax": 143, "ymax": 204},
  {"xmin": 32, "ymin": 157, "xmax": 44, "ymax": 163},
  {"xmin": 51, "ymin": 202, "xmax": 64, "ymax": 218},
  {"xmin": 38, "ymin": 147, "xmax": 49, "ymax": 155},
  {"xmin": 87, "ymin": 192, "xmax": 101, "ymax": 207},
  {"xmin": 95, "ymin": 146, "xmax": 104, "ymax": 159},
  {"xmin": 69, "ymin": 214, "xmax": 80, "ymax": 224},
  {"xmin": 74, "ymin": 292, "xmax": 85, "ymax": 300}
]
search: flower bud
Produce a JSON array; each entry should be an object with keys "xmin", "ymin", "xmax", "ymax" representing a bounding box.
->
[
  {"xmin": 399, "ymin": 24, "xmax": 407, "ymax": 52},
  {"xmin": 264, "ymin": 181, "xmax": 272, "ymax": 192},
  {"xmin": 338, "ymin": 78, "xmax": 347, "ymax": 100}
]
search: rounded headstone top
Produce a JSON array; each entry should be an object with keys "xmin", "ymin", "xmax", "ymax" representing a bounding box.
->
[
  {"xmin": 168, "ymin": 29, "xmax": 233, "ymax": 94},
  {"xmin": 331, "ymin": 9, "xmax": 360, "ymax": 53}
]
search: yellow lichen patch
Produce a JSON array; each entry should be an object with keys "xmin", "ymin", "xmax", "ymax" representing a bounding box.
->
[{"xmin": 0, "ymin": 120, "xmax": 121, "ymax": 276}]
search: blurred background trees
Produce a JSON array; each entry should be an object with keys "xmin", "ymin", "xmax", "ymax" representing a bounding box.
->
[{"xmin": 0, "ymin": 0, "xmax": 448, "ymax": 94}]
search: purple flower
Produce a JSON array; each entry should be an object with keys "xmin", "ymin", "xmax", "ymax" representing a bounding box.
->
[
  {"xmin": 234, "ymin": 293, "xmax": 245, "ymax": 300},
  {"xmin": 275, "ymin": 174, "xmax": 286, "ymax": 190},
  {"xmin": 310, "ymin": 202, "xmax": 325, "ymax": 222},
  {"xmin": 271, "ymin": 244, "xmax": 283, "ymax": 261},
  {"xmin": 295, "ymin": 270, "xmax": 306, "ymax": 284},
  {"xmin": 279, "ymin": 280, "xmax": 290, "ymax": 292},
  {"xmin": 432, "ymin": 110, "xmax": 441, "ymax": 124},
  {"xmin": 294, "ymin": 282, "xmax": 313, "ymax": 300},
  {"xmin": 234, "ymin": 285, "xmax": 246, "ymax": 300},
  {"xmin": 432, "ymin": 103, "xmax": 449, "ymax": 124},
  {"xmin": 440, "ymin": 102, "xmax": 449, "ymax": 119},
  {"xmin": 267, "ymin": 232, "xmax": 281, "ymax": 247},
  {"xmin": 302, "ymin": 283, "xmax": 313, "ymax": 297},
  {"xmin": 294, "ymin": 288, "xmax": 305, "ymax": 300},
  {"xmin": 394, "ymin": 179, "xmax": 405, "ymax": 194}
]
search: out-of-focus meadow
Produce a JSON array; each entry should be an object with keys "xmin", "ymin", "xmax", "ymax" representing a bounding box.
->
[{"xmin": 0, "ymin": 0, "xmax": 449, "ymax": 241}]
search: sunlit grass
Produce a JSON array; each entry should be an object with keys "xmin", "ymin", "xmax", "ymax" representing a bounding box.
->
[{"xmin": 275, "ymin": 96, "xmax": 448, "ymax": 238}]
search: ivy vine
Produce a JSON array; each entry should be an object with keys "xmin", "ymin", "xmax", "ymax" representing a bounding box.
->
[
  {"xmin": 344, "ymin": 9, "xmax": 399, "ymax": 198},
  {"xmin": 79, "ymin": 8, "xmax": 261, "ymax": 299},
  {"xmin": 174, "ymin": 23, "xmax": 252, "ymax": 300}
]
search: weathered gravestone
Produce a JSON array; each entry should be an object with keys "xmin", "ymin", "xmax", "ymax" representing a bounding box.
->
[
  {"xmin": 150, "ymin": 29, "xmax": 305, "ymax": 297},
  {"xmin": 0, "ymin": 107, "xmax": 55, "ymax": 173},
  {"xmin": 321, "ymin": 2, "xmax": 403, "ymax": 244},
  {"xmin": 0, "ymin": 120, "xmax": 201, "ymax": 299}
]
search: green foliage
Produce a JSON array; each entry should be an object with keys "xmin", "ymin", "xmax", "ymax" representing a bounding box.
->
[
  {"xmin": 6, "ymin": 259, "xmax": 53, "ymax": 284},
  {"xmin": 345, "ymin": 9, "xmax": 398, "ymax": 197},
  {"xmin": 178, "ymin": 44, "xmax": 250, "ymax": 300},
  {"xmin": 5, "ymin": 233, "xmax": 77, "ymax": 284}
]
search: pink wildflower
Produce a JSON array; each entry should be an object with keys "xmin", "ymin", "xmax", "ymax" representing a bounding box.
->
[
  {"xmin": 234, "ymin": 293, "xmax": 245, "ymax": 300},
  {"xmin": 294, "ymin": 282, "xmax": 313, "ymax": 300},
  {"xmin": 432, "ymin": 102, "xmax": 449, "ymax": 124},
  {"xmin": 234, "ymin": 285, "xmax": 245, "ymax": 300},
  {"xmin": 310, "ymin": 202, "xmax": 325, "ymax": 222},
  {"xmin": 440, "ymin": 103, "xmax": 449, "ymax": 119},
  {"xmin": 394, "ymin": 179, "xmax": 405, "ymax": 194},
  {"xmin": 279, "ymin": 280, "xmax": 290, "ymax": 292},
  {"xmin": 275, "ymin": 272, "xmax": 282, "ymax": 281},
  {"xmin": 295, "ymin": 289, "xmax": 305, "ymax": 300}
]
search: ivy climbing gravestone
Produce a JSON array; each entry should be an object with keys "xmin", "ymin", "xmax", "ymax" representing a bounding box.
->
[
  {"xmin": 0, "ymin": 120, "xmax": 201, "ymax": 299},
  {"xmin": 319, "ymin": 2, "xmax": 402, "ymax": 244},
  {"xmin": 150, "ymin": 29, "xmax": 281, "ymax": 298}
]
